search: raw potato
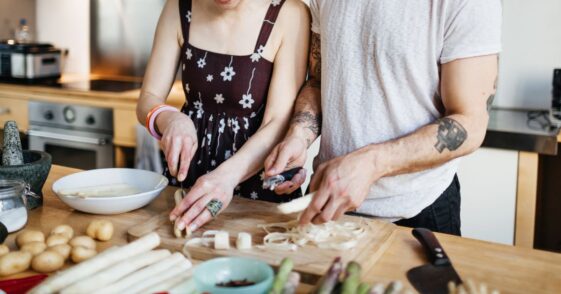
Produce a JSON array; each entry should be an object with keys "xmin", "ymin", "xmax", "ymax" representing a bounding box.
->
[
  {"xmin": 20, "ymin": 242, "xmax": 47, "ymax": 256},
  {"xmin": 16, "ymin": 230, "xmax": 45, "ymax": 248},
  {"xmin": 47, "ymin": 234, "xmax": 69, "ymax": 247},
  {"xmin": 71, "ymin": 246, "xmax": 97, "ymax": 263},
  {"xmin": 0, "ymin": 244, "xmax": 9, "ymax": 256},
  {"xmin": 48, "ymin": 244, "xmax": 72, "ymax": 261},
  {"xmin": 69, "ymin": 236, "xmax": 96, "ymax": 250},
  {"xmin": 32, "ymin": 251, "xmax": 64, "ymax": 273},
  {"xmin": 50, "ymin": 225, "xmax": 74, "ymax": 240},
  {"xmin": 0, "ymin": 251, "xmax": 32, "ymax": 276},
  {"xmin": 86, "ymin": 220, "xmax": 114, "ymax": 241}
]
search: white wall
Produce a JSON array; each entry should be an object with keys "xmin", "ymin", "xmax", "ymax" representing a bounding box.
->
[
  {"xmin": 457, "ymin": 148, "xmax": 518, "ymax": 245},
  {"xmin": 36, "ymin": 0, "xmax": 90, "ymax": 75},
  {"xmin": 495, "ymin": 0, "xmax": 561, "ymax": 110}
]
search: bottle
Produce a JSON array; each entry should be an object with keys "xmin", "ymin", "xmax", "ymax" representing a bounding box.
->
[{"xmin": 15, "ymin": 18, "xmax": 32, "ymax": 43}]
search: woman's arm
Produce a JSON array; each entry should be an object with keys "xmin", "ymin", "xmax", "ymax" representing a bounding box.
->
[
  {"xmin": 136, "ymin": 0, "xmax": 198, "ymax": 181},
  {"xmin": 136, "ymin": 0, "xmax": 181, "ymax": 122},
  {"xmin": 170, "ymin": 0, "xmax": 310, "ymax": 231}
]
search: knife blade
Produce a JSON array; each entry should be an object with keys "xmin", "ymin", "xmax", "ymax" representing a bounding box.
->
[
  {"xmin": 406, "ymin": 228, "xmax": 463, "ymax": 294},
  {"xmin": 262, "ymin": 167, "xmax": 303, "ymax": 191}
]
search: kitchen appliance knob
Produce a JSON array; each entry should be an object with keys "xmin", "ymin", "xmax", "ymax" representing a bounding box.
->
[
  {"xmin": 63, "ymin": 106, "xmax": 76, "ymax": 123},
  {"xmin": 44, "ymin": 111, "xmax": 54, "ymax": 120},
  {"xmin": 86, "ymin": 115, "xmax": 96, "ymax": 125}
]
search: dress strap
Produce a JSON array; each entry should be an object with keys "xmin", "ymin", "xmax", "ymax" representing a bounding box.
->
[
  {"xmin": 253, "ymin": 0, "xmax": 286, "ymax": 52},
  {"xmin": 179, "ymin": 0, "xmax": 193, "ymax": 44}
]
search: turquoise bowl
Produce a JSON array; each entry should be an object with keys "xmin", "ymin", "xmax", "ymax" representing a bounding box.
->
[{"xmin": 193, "ymin": 257, "xmax": 274, "ymax": 294}]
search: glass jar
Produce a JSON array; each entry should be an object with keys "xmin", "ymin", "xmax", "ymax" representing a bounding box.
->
[{"xmin": 0, "ymin": 180, "xmax": 34, "ymax": 233}]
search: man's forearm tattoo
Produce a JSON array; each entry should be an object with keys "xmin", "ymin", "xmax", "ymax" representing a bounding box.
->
[
  {"xmin": 292, "ymin": 111, "xmax": 322, "ymax": 138},
  {"xmin": 487, "ymin": 94, "xmax": 495, "ymax": 113},
  {"xmin": 487, "ymin": 75, "xmax": 498, "ymax": 112},
  {"xmin": 434, "ymin": 118, "xmax": 467, "ymax": 153}
]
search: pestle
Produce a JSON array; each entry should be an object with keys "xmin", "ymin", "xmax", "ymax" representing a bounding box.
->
[{"xmin": 2, "ymin": 121, "xmax": 24, "ymax": 166}]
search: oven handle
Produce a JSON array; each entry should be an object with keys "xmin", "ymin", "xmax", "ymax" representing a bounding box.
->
[{"xmin": 28, "ymin": 130, "xmax": 111, "ymax": 146}]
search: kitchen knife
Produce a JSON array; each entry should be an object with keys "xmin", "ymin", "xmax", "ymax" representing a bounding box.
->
[
  {"xmin": 406, "ymin": 228, "xmax": 463, "ymax": 294},
  {"xmin": 262, "ymin": 167, "xmax": 303, "ymax": 190}
]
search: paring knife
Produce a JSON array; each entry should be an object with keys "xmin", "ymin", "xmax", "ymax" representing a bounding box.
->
[
  {"xmin": 406, "ymin": 228, "xmax": 463, "ymax": 294},
  {"xmin": 262, "ymin": 167, "xmax": 303, "ymax": 191}
]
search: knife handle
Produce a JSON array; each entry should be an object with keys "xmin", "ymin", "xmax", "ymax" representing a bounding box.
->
[
  {"xmin": 279, "ymin": 167, "xmax": 304, "ymax": 181},
  {"xmin": 412, "ymin": 228, "xmax": 451, "ymax": 266}
]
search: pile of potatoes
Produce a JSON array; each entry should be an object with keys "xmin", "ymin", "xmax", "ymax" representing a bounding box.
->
[{"xmin": 0, "ymin": 219, "xmax": 114, "ymax": 276}]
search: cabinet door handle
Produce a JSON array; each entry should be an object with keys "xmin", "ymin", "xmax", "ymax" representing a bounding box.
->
[{"xmin": 0, "ymin": 107, "xmax": 10, "ymax": 115}]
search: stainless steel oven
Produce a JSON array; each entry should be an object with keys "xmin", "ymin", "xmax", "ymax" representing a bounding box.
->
[{"xmin": 28, "ymin": 101, "xmax": 114, "ymax": 170}]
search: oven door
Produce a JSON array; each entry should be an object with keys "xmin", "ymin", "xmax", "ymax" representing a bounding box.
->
[{"xmin": 28, "ymin": 126, "xmax": 113, "ymax": 170}]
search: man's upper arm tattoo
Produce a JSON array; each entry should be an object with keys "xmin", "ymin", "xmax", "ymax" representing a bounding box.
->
[
  {"xmin": 434, "ymin": 118, "xmax": 467, "ymax": 153},
  {"xmin": 310, "ymin": 32, "xmax": 321, "ymax": 87}
]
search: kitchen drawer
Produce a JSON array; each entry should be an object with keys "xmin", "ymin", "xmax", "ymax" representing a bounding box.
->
[
  {"xmin": 0, "ymin": 97, "xmax": 28, "ymax": 131},
  {"xmin": 113, "ymin": 108, "xmax": 137, "ymax": 147}
]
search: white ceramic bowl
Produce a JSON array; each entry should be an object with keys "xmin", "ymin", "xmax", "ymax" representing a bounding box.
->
[{"xmin": 52, "ymin": 168, "xmax": 168, "ymax": 214}]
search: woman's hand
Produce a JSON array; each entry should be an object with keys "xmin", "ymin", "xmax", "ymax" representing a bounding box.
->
[
  {"xmin": 157, "ymin": 111, "xmax": 198, "ymax": 182},
  {"xmin": 169, "ymin": 169, "xmax": 237, "ymax": 232},
  {"xmin": 264, "ymin": 135, "xmax": 308, "ymax": 194}
]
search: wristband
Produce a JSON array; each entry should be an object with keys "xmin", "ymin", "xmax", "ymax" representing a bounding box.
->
[{"xmin": 146, "ymin": 105, "xmax": 179, "ymax": 140}]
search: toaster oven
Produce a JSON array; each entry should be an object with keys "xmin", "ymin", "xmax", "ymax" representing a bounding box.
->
[{"xmin": 0, "ymin": 41, "xmax": 62, "ymax": 80}]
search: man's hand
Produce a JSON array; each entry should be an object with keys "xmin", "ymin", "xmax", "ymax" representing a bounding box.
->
[
  {"xmin": 300, "ymin": 147, "xmax": 382, "ymax": 225},
  {"xmin": 264, "ymin": 135, "xmax": 309, "ymax": 194}
]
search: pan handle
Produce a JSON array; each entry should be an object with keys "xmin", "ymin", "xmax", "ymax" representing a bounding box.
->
[{"xmin": 412, "ymin": 228, "xmax": 451, "ymax": 266}]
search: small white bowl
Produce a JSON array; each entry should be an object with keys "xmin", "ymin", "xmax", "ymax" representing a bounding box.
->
[{"xmin": 52, "ymin": 168, "xmax": 168, "ymax": 214}]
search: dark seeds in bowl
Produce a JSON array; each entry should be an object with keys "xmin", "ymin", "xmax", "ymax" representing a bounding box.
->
[{"xmin": 216, "ymin": 279, "xmax": 256, "ymax": 287}]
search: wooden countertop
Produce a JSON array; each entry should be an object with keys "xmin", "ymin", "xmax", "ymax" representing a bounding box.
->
[{"xmin": 4, "ymin": 165, "xmax": 561, "ymax": 293}]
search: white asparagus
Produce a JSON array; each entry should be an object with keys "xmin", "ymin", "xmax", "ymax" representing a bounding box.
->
[
  {"xmin": 236, "ymin": 232, "xmax": 252, "ymax": 250},
  {"xmin": 173, "ymin": 189, "xmax": 192, "ymax": 238},
  {"xmin": 29, "ymin": 232, "xmax": 160, "ymax": 294},
  {"xmin": 142, "ymin": 271, "xmax": 192, "ymax": 293},
  {"xmin": 173, "ymin": 189, "xmax": 183, "ymax": 238},
  {"xmin": 127, "ymin": 259, "xmax": 192, "ymax": 294},
  {"xmin": 59, "ymin": 249, "xmax": 170, "ymax": 294},
  {"xmin": 214, "ymin": 231, "xmax": 230, "ymax": 249},
  {"xmin": 58, "ymin": 184, "xmax": 140, "ymax": 198},
  {"xmin": 169, "ymin": 277, "xmax": 197, "ymax": 294},
  {"xmin": 277, "ymin": 193, "xmax": 314, "ymax": 214},
  {"xmin": 98, "ymin": 252, "xmax": 185, "ymax": 294}
]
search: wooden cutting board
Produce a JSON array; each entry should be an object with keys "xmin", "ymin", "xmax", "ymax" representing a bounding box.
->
[{"xmin": 128, "ymin": 194, "xmax": 397, "ymax": 283}]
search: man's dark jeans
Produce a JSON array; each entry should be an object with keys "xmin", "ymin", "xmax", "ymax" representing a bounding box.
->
[{"xmin": 395, "ymin": 175, "xmax": 462, "ymax": 236}]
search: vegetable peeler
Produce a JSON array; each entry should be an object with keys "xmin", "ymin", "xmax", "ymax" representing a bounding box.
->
[{"xmin": 262, "ymin": 167, "xmax": 303, "ymax": 191}]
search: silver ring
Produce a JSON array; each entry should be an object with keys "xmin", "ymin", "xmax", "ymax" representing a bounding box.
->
[{"xmin": 206, "ymin": 199, "xmax": 223, "ymax": 218}]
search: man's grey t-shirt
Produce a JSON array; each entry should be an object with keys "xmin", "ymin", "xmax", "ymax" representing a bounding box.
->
[{"xmin": 310, "ymin": 0, "xmax": 502, "ymax": 219}]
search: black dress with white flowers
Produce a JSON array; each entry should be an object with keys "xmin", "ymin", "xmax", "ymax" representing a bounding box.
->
[{"xmin": 164, "ymin": 0, "xmax": 302, "ymax": 203}]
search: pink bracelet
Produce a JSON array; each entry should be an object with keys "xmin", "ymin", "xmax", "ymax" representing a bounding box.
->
[{"xmin": 148, "ymin": 105, "xmax": 179, "ymax": 140}]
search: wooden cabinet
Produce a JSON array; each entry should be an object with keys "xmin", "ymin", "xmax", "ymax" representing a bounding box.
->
[
  {"xmin": 113, "ymin": 108, "xmax": 138, "ymax": 147},
  {"xmin": 0, "ymin": 97, "xmax": 29, "ymax": 131}
]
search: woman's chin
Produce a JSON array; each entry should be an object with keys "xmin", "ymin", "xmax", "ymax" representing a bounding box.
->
[{"xmin": 214, "ymin": 0, "xmax": 240, "ymax": 9}]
